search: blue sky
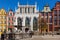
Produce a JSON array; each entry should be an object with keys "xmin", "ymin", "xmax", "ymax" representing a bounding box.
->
[{"xmin": 0, "ymin": 0, "xmax": 60, "ymax": 12}]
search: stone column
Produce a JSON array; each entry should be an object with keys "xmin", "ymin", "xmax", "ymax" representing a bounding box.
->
[
  {"xmin": 23, "ymin": 8, "xmax": 25, "ymax": 13},
  {"xmin": 16, "ymin": 17, "xmax": 17, "ymax": 25},
  {"xmin": 22, "ymin": 17, "xmax": 25, "ymax": 26},
  {"xmin": 22, "ymin": 17, "xmax": 25, "ymax": 33},
  {"xmin": 27, "ymin": 8, "xmax": 28, "ymax": 14},
  {"xmin": 30, "ymin": 17, "xmax": 33, "ymax": 31}
]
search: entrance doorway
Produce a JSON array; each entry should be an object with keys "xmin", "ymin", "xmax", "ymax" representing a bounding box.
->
[{"xmin": 25, "ymin": 28, "xmax": 29, "ymax": 32}]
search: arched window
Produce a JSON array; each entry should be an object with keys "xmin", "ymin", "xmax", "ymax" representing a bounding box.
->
[
  {"xmin": 17, "ymin": 17, "xmax": 22, "ymax": 29},
  {"xmin": 33, "ymin": 17, "xmax": 38, "ymax": 31},
  {"xmin": 25, "ymin": 17, "xmax": 30, "ymax": 27}
]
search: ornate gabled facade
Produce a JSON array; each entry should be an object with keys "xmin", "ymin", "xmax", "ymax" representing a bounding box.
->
[
  {"xmin": 52, "ymin": 1, "xmax": 60, "ymax": 31},
  {"xmin": 14, "ymin": 2, "xmax": 39, "ymax": 32},
  {"xmin": 40, "ymin": 4, "xmax": 52, "ymax": 32},
  {"xmin": 7, "ymin": 10, "xmax": 14, "ymax": 30},
  {"xmin": 42, "ymin": 4, "xmax": 51, "ymax": 12},
  {"xmin": 0, "ymin": 9, "xmax": 7, "ymax": 34}
]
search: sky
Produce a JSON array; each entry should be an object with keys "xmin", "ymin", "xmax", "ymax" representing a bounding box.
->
[{"xmin": 0, "ymin": 0, "xmax": 60, "ymax": 12}]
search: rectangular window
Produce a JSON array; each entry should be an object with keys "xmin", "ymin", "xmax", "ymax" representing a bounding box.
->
[
  {"xmin": 12, "ymin": 18, "xmax": 13, "ymax": 21},
  {"xmin": 9, "ymin": 18, "xmax": 10, "ymax": 20},
  {"xmin": 20, "ymin": 8, "xmax": 22, "ymax": 13},
  {"xmin": 3, "ymin": 16, "xmax": 4, "ymax": 19},
  {"xmin": 54, "ymin": 21, "xmax": 57, "ymax": 25},
  {"xmin": 46, "ymin": 13, "xmax": 48, "ymax": 16},
  {"xmin": 50, "ymin": 18, "xmax": 52, "ymax": 23},
  {"xmin": 4, "ymin": 26, "xmax": 6, "ymax": 29},
  {"xmin": 3, "ymin": 16, "xmax": 6, "ymax": 19},
  {"xmin": 54, "ymin": 10, "xmax": 57, "ymax": 14},
  {"xmin": 14, "ymin": 20, "xmax": 15, "ymax": 22},
  {"xmin": 28, "ymin": 8, "xmax": 30, "ymax": 13},
  {"xmin": 4, "ymin": 21, "xmax": 6, "ymax": 24},
  {"xmin": 50, "ymin": 13, "xmax": 52, "ymax": 16},
  {"xmin": 12, "ymin": 22, "xmax": 13, "ymax": 24},
  {"xmin": 33, "ymin": 8, "xmax": 35, "ymax": 13},
  {"xmin": 49, "ymin": 24, "xmax": 52, "ymax": 27},
  {"xmin": 25, "ymin": 8, "xmax": 27, "ymax": 13},
  {"xmin": 42, "ymin": 12, "xmax": 44, "ymax": 16},
  {"xmin": 54, "ymin": 16, "xmax": 57, "ymax": 20},
  {"xmin": 8, "ymin": 22, "xmax": 10, "ymax": 26}
]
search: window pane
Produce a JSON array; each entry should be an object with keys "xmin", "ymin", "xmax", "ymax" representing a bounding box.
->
[
  {"xmin": 4, "ymin": 21, "xmax": 6, "ymax": 24},
  {"xmin": 54, "ymin": 21, "xmax": 57, "ymax": 25},
  {"xmin": 4, "ymin": 26, "xmax": 6, "ymax": 29},
  {"xmin": 9, "ymin": 23, "xmax": 10, "ymax": 26},
  {"xmin": 42, "ymin": 12, "xmax": 44, "ymax": 16},
  {"xmin": 12, "ymin": 18, "xmax": 13, "ymax": 21},
  {"xmin": 28, "ymin": 8, "xmax": 30, "ymax": 13},
  {"xmin": 3, "ymin": 16, "xmax": 6, "ymax": 19},
  {"xmin": 54, "ymin": 16, "xmax": 57, "ymax": 21},
  {"xmin": 9, "ymin": 18, "xmax": 10, "ymax": 20},
  {"xmin": 33, "ymin": 8, "xmax": 34, "ymax": 13},
  {"xmin": 50, "ymin": 18, "xmax": 52, "ymax": 23},
  {"xmin": 25, "ymin": 8, "xmax": 27, "ymax": 13},
  {"xmin": 20, "ymin": 8, "xmax": 22, "ymax": 13},
  {"xmin": 54, "ymin": 10, "xmax": 57, "ymax": 14}
]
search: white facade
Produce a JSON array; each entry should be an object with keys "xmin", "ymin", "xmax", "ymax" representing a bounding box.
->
[{"xmin": 14, "ymin": 2, "xmax": 39, "ymax": 31}]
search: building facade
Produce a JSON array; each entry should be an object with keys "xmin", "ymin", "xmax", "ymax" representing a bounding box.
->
[
  {"xmin": 39, "ymin": 1, "xmax": 60, "ymax": 33},
  {"xmin": 52, "ymin": 1, "xmax": 60, "ymax": 31},
  {"xmin": 14, "ymin": 2, "xmax": 39, "ymax": 32},
  {"xmin": 38, "ymin": 4, "xmax": 52, "ymax": 32},
  {"xmin": 0, "ymin": 1, "xmax": 60, "ymax": 34},
  {"xmin": 0, "ymin": 9, "xmax": 7, "ymax": 34},
  {"xmin": 7, "ymin": 10, "xmax": 14, "ymax": 30}
]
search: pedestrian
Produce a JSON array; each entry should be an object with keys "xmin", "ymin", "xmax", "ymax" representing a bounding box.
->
[
  {"xmin": 8, "ymin": 32, "xmax": 12, "ymax": 40},
  {"xmin": 1, "ymin": 33, "xmax": 4, "ymax": 40},
  {"xmin": 29, "ymin": 31, "xmax": 34, "ymax": 38},
  {"xmin": 8, "ymin": 30, "xmax": 13, "ymax": 40}
]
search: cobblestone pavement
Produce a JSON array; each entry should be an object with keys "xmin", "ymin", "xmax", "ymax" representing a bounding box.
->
[
  {"xmin": 20, "ymin": 35, "xmax": 60, "ymax": 40},
  {"xmin": 0, "ymin": 35, "xmax": 60, "ymax": 40}
]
